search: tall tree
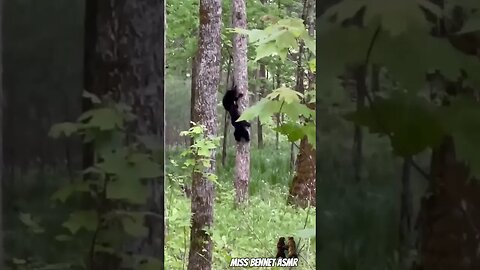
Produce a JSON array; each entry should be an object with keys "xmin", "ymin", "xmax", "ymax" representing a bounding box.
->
[
  {"xmin": 287, "ymin": 0, "xmax": 316, "ymax": 208},
  {"xmin": 83, "ymin": 0, "xmax": 164, "ymax": 268},
  {"xmin": 232, "ymin": 0, "xmax": 250, "ymax": 204},
  {"xmin": 414, "ymin": 4, "xmax": 480, "ymax": 269},
  {"xmin": 187, "ymin": 0, "xmax": 222, "ymax": 268}
]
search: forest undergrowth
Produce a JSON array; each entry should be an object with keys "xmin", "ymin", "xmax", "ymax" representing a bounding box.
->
[{"xmin": 165, "ymin": 145, "xmax": 316, "ymax": 269}]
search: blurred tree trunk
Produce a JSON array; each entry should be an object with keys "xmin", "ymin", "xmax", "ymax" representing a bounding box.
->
[
  {"xmin": 221, "ymin": 57, "xmax": 232, "ymax": 166},
  {"xmin": 83, "ymin": 0, "xmax": 164, "ymax": 269},
  {"xmin": 187, "ymin": 0, "xmax": 221, "ymax": 268},
  {"xmin": 0, "ymin": 0, "xmax": 4, "ymax": 265},
  {"xmin": 415, "ymin": 137, "xmax": 480, "ymax": 270},
  {"xmin": 414, "ymin": 7, "xmax": 480, "ymax": 266},
  {"xmin": 288, "ymin": 0, "xmax": 316, "ymax": 208},
  {"xmin": 352, "ymin": 64, "xmax": 366, "ymax": 183},
  {"xmin": 399, "ymin": 157, "xmax": 413, "ymax": 268},
  {"xmin": 232, "ymin": 0, "xmax": 250, "ymax": 205},
  {"xmin": 288, "ymin": 117, "xmax": 316, "ymax": 208}
]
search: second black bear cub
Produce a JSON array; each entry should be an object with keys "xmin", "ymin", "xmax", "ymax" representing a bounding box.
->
[{"xmin": 222, "ymin": 85, "xmax": 250, "ymax": 142}]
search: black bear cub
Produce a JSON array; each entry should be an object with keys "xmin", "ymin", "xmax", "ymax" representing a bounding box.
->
[{"xmin": 222, "ymin": 85, "xmax": 250, "ymax": 142}]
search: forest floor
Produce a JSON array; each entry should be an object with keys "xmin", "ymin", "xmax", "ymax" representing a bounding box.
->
[{"xmin": 165, "ymin": 145, "xmax": 317, "ymax": 269}]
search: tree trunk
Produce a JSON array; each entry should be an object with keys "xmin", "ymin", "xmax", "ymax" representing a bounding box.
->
[
  {"xmin": 0, "ymin": 0, "xmax": 4, "ymax": 264},
  {"xmin": 371, "ymin": 64, "xmax": 380, "ymax": 95},
  {"xmin": 288, "ymin": 130, "xmax": 316, "ymax": 208},
  {"xmin": 287, "ymin": 0, "xmax": 316, "ymax": 208},
  {"xmin": 83, "ymin": 0, "xmax": 165, "ymax": 269},
  {"xmin": 352, "ymin": 65, "xmax": 366, "ymax": 183},
  {"xmin": 187, "ymin": 0, "xmax": 222, "ymax": 268},
  {"xmin": 399, "ymin": 157, "xmax": 413, "ymax": 268},
  {"xmin": 232, "ymin": 0, "xmax": 250, "ymax": 205},
  {"xmin": 415, "ymin": 137, "xmax": 480, "ymax": 270}
]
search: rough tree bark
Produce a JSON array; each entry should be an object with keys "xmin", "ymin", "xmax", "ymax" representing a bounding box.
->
[
  {"xmin": 186, "ymin": 0, "xmax": 222, "ymax": 269},
  {"xmin": 83, "ymin": 0, "xmax": 164, "ymax": 268},
  {"xmin": 232, "ymin": 0, "xmax": 250, "ymax": 205}
]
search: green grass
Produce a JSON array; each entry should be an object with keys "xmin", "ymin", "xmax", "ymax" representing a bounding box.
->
[
  {"xmin": 165, "ymin": 145, "xmax": 316, "ymax": 270},
  {"xmin": 316, "ymin": 127, "xmax": 428, "ymax": 270}
]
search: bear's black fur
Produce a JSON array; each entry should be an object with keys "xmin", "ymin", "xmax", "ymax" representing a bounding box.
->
[{"xmin": 222, "ymin": 85, "xmax": 250, "ymax": 142}]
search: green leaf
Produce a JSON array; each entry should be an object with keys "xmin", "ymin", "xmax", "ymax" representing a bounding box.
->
[
  {"xmin": 51, "ymin": 182, "xmax": 91, "ymax": 203},
  {"xmin": 237, "ymin": 99, "xmax": 282, "ymax": 123},
  {"xmin": 304, "ymin": 123, "xmax": 316, "ymax": 149},
  {"xmin": 278, "ymin": 18, "xmax": 306, "ymax": 37},
  {"xmin": 82, "ymin": 90, "xmax": 101, "ymax": 104},
  {"xmin": 121, "ymin": 212, "xmax": 148, "ymax": 237},
  {"xmin": 282, "ymin": 102, "xmax": 314, "ymax": 122},
  {"xmin": 254, "ymin": 41, "xmax": 278, "ymax": 62},
  {"xmin": 458, "ymin": 17, "xmax": 480, "ymax": 34},
  {"xmin": 19, "ymin": 212, "xmax": 45, "ymax": 234},
  {"xmin": 137, "ymin": 135, "xmax": 163, "ymax": 151},
  {"xmin": 374, "ymin": 29, "xmax": 480, "ymax": 92},
  {"xmin": 107, "ymin": 178, "xmax": 149, "ymax": 204},
  {"xmin": 323, "ymin": 1, "xmax": 365, "ymax": 23},
  {"xmin": 12, "ymin": 258, "xmax": 27, "ymax": 265},
  {"xmin": 276, "ymin": 31, "xmax": 298, "ymax": 49},
  {"xmin": 63, "ymin": 210, "xmax": 98, "ymax": 234},
  {"xmin": 440, "ymin": 97, "xmax": 480, "ymax": 178},
  {"xmin": 275, "ymin": 123, "xmax": 305, "ymax": 142},
  {"xmin": 344, "ymin": 92, "xmax": 445, "ymax": 156},
  {"xmin": 317, "ymin": 24, "xmax": 371, "ymax": 94},
  {"xmin": 78, "ymin": 108, "xmax": 123, "ymax": 131},
  {"xmin": 55, "ymin": 235, "xmax": 74, "ymax": 242},
  {"xmin": 128, "ymin": 153, "xmax": 163, "ymax": 178},
  {"xmin": 302, "ymin": 34, "xmax": 316, "ymax": 55},
  {"xmin": 308, "ymin": 58, "xmax": 316, "ymax": 72},
  {"xmin": 267, "ymin": 86, "xmax": 303, "ymax": 104},
  {"xmin": 325, "ymin": 0, "xmax": 432, "ymax": 36},
  {"xmin": 49, "ymin": 122, "xmax": 79, "ymax": 138}
]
